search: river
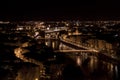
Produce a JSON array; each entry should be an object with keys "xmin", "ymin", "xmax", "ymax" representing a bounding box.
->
[{"xmin": 0, "ymin": 35, "xmax": 120, "ymax": 80}]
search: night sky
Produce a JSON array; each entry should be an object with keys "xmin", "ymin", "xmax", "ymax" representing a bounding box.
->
[{"xmin": 0, "ymin": 0, "xmax": 120, "ymax": 21}]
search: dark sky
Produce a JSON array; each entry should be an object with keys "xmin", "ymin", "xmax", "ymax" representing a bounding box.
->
[{"xmin": 0, "ymin": 0, "xmax": 120, "ymax": 21}]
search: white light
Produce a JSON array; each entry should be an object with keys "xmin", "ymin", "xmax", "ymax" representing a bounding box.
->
[
  {"xmin": 17, "ymin": 27, "xmax": 23, "ymax": 30},
  {"xmin": 35, "ymin": 32, "xmax": 39, "ymax": 37},
  {"xmin": 47, "ymin": 27, "xmax": 50, "ymax": 30},
  {"xmin": 0, "ymin": 21, "xmax": 10, "ymax": 24},
  {"xmin": 114, "ymin": 34, "xmax": 118, "ymax": 37}
]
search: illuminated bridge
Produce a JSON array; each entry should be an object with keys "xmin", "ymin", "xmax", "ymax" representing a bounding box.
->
[
  {"xmin": 54, "ymin": 49, "xmax": 99, "ymax": 53},
  {"xmin": 21, "ymin": 27, "xmax": 120, "ymax": 65}
]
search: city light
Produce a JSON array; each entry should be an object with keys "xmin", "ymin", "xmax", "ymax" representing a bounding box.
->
[{"xmin": 0, "ymin": 20, "xmax": 120, "ymax": 80}]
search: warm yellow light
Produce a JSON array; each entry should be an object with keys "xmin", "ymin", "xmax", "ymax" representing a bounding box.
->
[{"xmin": 35, "ymin": 78, "xmax": 38, "ymax": 80}]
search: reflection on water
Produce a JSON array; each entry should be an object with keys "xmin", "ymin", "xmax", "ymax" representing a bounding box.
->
[
  {"xmin": 15, "ymin": 65, "xmax": 40, "ymax": 80},
  {"xmin": 1, "ymin": 49, "xmax": 119, "ymax": 80},
  {"xmin": 15, "ymin": 64, "xmax": 64, "ymax": 80},
  {"xmin": 9, "ymin": 54, "xmax": 119, "ymax": 80},
  {"xmin": 76, "ymin": 56, "xmax": 81, "ymax": 66},
  {"xmin": 12, "ymin": 40, "xmax": 120, "ymax": 80}
]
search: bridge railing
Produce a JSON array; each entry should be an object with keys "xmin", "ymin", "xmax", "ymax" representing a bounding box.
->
[{"xmin": 60, "ymin": 36, "xmax": 99, "ymax": 52}]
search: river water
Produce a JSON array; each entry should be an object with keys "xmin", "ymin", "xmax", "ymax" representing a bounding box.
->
[{"xmin": 0, "ymin": 35, "xmax": 120, "ymax": 80}]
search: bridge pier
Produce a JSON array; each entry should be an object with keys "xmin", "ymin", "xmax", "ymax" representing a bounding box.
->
[
  {"xmin": 45, "ymin": 32, "xmax": 60, "ymax": 50},
  {"xmin": 54, "ymin": 40, "xmax": 60, "ymax": 50},
  {"xmin": 47, "ymin": 39, "xmax": 52, "ymax": 47}
]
